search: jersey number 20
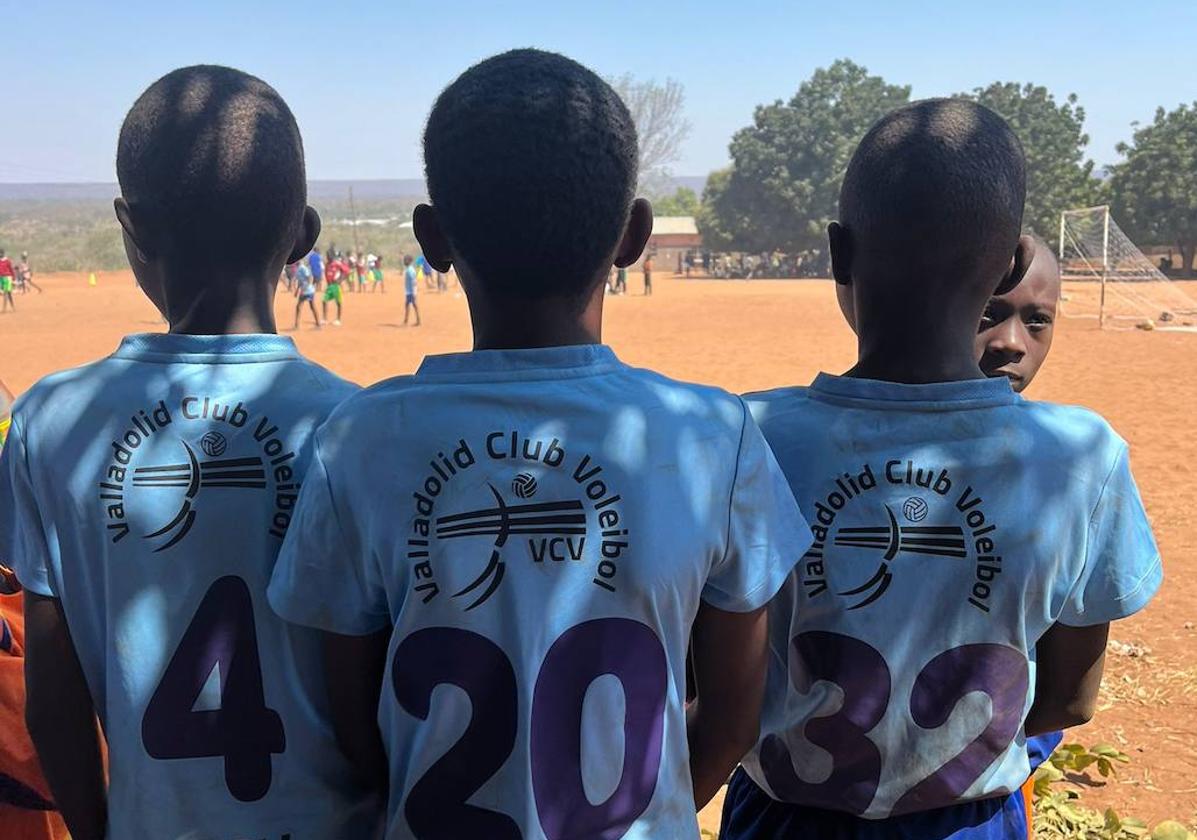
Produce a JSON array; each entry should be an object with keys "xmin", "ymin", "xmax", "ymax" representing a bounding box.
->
[
  {"xmin": 142, "ymin": 575, "xmax": 286, "ymax": 802},
  {"xmin": 393, "ymin": 617, "xmax": 668, "ymax": 839}
]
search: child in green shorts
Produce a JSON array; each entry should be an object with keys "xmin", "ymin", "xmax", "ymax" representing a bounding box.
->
[
  {"xmin": 0, "ymin": 251, "xmax": 15, "ymax": 313},
  {"xmin": 323, "ymin": 271, "xmax": 343, "ymax": 325}
]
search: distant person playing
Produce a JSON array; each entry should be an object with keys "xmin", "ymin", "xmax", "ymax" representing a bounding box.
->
[
  {"xmin": 266, "ymin": 48, "xmax": 807, "ymax": 838},
  {"xmin": 325, "ymin": 253, "xmax": 346, "ymax": 291},
  {"xmin": 724, "ymin": 99, "xmax": 1161, "ymax": 840},
  {"xmin": 371, "ymin": 253, "xmax": 385, "ymax": 292},
  {"xmin": 617, "ymin": 263, "xmax": 628, "ymax": 293},
  {"xmin": 643, "ymin": 253, "xmax": 653, "ymax": 295},
  {"xmin": 307, "ymin": 246, "xmax": 324, "ymax": 289},
  {"xmin": 323, "ymin": 256, "xmax": 344, "ymax": 325},
  {"xmin": 345, "ymin": 252, "xmax": 357, "ymax": 293},
  {"xmin": 0, "ymin": 64, "xmax": 380, "ymax": 840},
  {"xmin": 355, "ymin": 251, "xmax": 367, "ymax": 293},
  {"xmin": 0, "ymin": 251, "xmax": 15, "ymax": 313},
  {"xmin": 293, "ymin": 259, "xmax": 320, "ymax": 329},
  {"xmin": 402, "ymin": 254, "xmax": 420, "ymax": 325},
  {"xmin": 17, "ymin": 252, "xmax": 41, "ymax": 294}
]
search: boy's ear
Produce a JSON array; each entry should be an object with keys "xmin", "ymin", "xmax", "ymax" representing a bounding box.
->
[
  {"xmin": 413, "ymin": 204, "xmax": 453, "ymax": 272},
  {"xmin": 114, "ymin": 197, "xmax": 155, "ymax": 261},
  {"xmin": 613, "ymin": 199, "xmax": 653, "ymax": 268},
  {"xmin": 828, "ymin": 221, "xmax": 853, "ymax": 286},
  {"xmin": 287, "ymin": 206, "xmax": 322, "ymax": 264},
  {"xmin": 995, "ymin": 234, "xmax": 1036, "ymax": 296}
]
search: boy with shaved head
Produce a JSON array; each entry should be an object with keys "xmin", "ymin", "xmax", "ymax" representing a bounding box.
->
[
  {"xmin": 724, "ymin": 99, "xmax": 1161, "ymax": 839},
  {"xmin": 0, "ymin": 66, "xmax": 380, "ymax": 838},
  {"xmin": 269, "ymin": 48, "xmax": 807, "ymax": 839},
  {"xmin": 977, "ymin": 237, "xmax": 1061, "ymax": 392}
]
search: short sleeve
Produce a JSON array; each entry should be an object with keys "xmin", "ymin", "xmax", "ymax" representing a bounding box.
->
[
  {"xmin": 0, "ymin": 416, "xmax": 56, "ymax": 597},
  {"xmin": 702, "ymin": 402, "xmax": 811, "ymax": 612},
  {"xmin": 1057, "ymin": 445, "xmax": 1162, "ymax": 626},
  {"xmin": 268, "ymin": 436, "xmax": 391, "ymax": 635}
]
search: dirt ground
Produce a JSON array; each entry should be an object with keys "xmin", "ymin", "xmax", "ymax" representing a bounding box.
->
[{"xmin": 2, "ymin": 270, "xmax": 1195, "ymax": 833}]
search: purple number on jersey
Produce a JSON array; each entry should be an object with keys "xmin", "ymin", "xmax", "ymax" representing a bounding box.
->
[
  {"xmin": 892, "ymin": 644, "xmax": 1029, "ymax": 814},
  {"xmin": 141, "ymin": 575, "xmax": 286, "ymax": 802},
  {"xmin": 532, "ymin": 618, "xmax": 667, "ymax": 839},
  {"xmin": 758, "ymin": 631, "xmax": 889, "ymax": 815},
  {"xmin": 393, "ymin": 618, "xmax": 669, "ymax": 839},
  {"xmin": 758, "ymin": 631, "xmax": 1029, "ymax": 816},
  {"xmin": 392, "ymin": 627, "xmax": 520, "ymax": 838}
]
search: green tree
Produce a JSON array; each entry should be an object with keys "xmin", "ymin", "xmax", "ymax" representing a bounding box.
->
[
  {"xmin": 960, "ymin": 83, "xmax": 1102, "ymax": 242},
  {"xmin": 1110, "ymin": 102, "xmax": 1197, "ymax": 276},
  {"xmin": 696, "ymin": 168, "xmax": 741, "ymax": 251},
  {"xmin": 704, "ymin": 60, "xmax": 909, "ymax": 253},
  {"xmin": 652, "ymin": 186, "xmax": 700, "ymax": 217}
]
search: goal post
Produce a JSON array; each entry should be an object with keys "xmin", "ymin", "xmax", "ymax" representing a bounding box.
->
[{"xmin": 1057, "ymin": 205, "xmax": 1197, "ymax": 329}]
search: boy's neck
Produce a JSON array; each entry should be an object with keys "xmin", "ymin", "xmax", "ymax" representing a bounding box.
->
[
  {"xmin": 467, "ymin": 285, "xmax": 604, "ymax": 351},
  {"xmin": 166, "ymin": 270, "xmax": 278, "ymax": 336},
  {"xmin": 847, "ymin": 316, "xmax": 986, "ymax": 385}
]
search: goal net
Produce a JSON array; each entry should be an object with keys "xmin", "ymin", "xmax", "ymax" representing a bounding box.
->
[{"xmin": 1058, "ymin": 205, "xmax": 1197, "ymax": 329}]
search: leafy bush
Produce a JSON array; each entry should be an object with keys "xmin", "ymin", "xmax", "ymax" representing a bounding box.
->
[{"xmin": 1033, "ymin": 743, "xmax": 1195, "ymax": 840}]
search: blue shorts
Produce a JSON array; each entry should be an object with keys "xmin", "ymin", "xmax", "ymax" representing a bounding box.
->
[
  {"xmin": 720, "ymin": 768, "xmax": 1030, "ymax": 840},
  {"xmin": 405, "ymin": 293, "xmax": 417, "ymax": 305},
  {"xmin": 1027, "ymin": 732, "xmax": 1063, "ymax": 769}
]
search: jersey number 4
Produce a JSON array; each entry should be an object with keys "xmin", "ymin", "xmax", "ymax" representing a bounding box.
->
[{"xmin": 142, "ymin": 575, "xmax": 286, "ymax": 802}]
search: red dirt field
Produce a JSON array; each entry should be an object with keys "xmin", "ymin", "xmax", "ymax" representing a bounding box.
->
[{"xmin": 2, "ymin": 270, "xmax": 1195, "ymax": 832}]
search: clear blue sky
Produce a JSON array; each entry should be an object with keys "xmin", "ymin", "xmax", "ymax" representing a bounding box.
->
[{"xmin": 2, "ymin": 0, "xmax": 1193, "ymax": 183}]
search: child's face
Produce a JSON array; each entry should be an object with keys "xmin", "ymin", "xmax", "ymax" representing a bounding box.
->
[{"xmin": 975, "ymin": 245, "xmax": 1060, "ymax": 393}]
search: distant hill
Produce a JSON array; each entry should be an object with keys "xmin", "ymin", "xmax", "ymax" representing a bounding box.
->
[
  {"xmin": 0, "ymin": 175, "xmax": 708, "ymax": 203},
  {"xmin": 0, "ymin": 179, "xmax": 429, "ymax": 202}
]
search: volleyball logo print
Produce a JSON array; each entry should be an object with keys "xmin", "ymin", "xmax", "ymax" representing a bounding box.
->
[
  {"xmin": 132, "ymin": 438, "xmax": 266, "ymax": 552},
  {"xmin": 512, "ymin": 472, "xmax": 538, "ymax": 499},
  {"xmin": 831, "ymin": 505, "xmax": 966, "ymax": 609},
  {"xmin": 434, "ymin": 483, "xmax": 586, "ymax": 611},
  {"xmin": 199, "ymin": 431, "xmax": 228, "ymax": 457},
  {"xmin": 902, "ymin": 497, "xmax": 928, "ymax": 522}
]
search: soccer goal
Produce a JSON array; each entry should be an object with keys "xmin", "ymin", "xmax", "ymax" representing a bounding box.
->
[{"xmin": 1057, "ymin": 205, "xmax": 1197, "ymax": 330}]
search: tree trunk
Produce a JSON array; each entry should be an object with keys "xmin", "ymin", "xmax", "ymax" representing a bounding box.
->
[{"xmin": 1178, "ymin": 240, "xmax": 1194, "ymax": 278}]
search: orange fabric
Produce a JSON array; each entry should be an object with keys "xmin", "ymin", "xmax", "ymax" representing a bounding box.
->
[
  {"xmin": 1020, "ymin": 776, "xmax": 1036, "ymax": 839},
  {"xmin": 0, "ymin": 590, "xmax": 69, "ymax": 840}
]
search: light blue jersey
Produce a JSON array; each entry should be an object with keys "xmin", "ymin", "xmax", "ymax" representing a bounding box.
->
[
  {"xmin": 269, "ymin": 345, "xmax": 809, "ymax": 840},
  {"xmin": 740, "ymin": 374, "xmax": 1161, "ymax": 821},
  {"xmin": 404, "ymin": 265, "xmax": 418, "ymax": 296},
  {"xmin": 0, "ymin": 334, "xmax": 381, "ymax": 840}
]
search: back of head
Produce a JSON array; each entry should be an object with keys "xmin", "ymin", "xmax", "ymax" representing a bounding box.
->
[
  {"xmin": 839, "ymin": 99, "xmax": 1026, "ymax": 299},
  {"xmin": 423, "ymin": 49, "xmax": 638, "ymax": 299},
  {"xmin": 117, "ymin": 65, "xmax": 306, "ymax": 273}
]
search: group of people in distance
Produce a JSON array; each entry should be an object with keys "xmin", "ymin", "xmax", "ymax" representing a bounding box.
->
[
  {"xmin": 0, "ymin": 49, "xmax": 1159, "ymax": 840},
  {"xmin": 0, "ymin": 249, "xmax": 42, "ymax": 313},
  {"xmin": 284, "ymin": 244, "xmax": 425, "ymax": 329},
  {"xmin": 608, "ymin": 252, "xmax": 653, "ymax": 295}
]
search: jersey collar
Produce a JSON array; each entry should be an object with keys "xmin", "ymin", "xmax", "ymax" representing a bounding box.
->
[
  {"xmin": 111, "ymin": 333, "xmax": 302, "ymax": 364},
  {"xmin": 416, "ymin": 344, "xmax": 621, "ymax": 381},
  {"xmin": 809, "ymin": 372, "xmax": 1020, "ymax": 410}
]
